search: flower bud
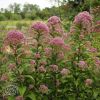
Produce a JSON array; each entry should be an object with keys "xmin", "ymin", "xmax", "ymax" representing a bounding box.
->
[
  {"xmin": 85, "ymin": 79, "xmax": 93, "ymax": 86},
  {"xmin": 39, "ymin": 84, "xmax": 48, "ymax": 94},
  {"xmin": 60, "ymin": 68, "xmax": 70, "ymax": 76},
  {"xmin": 38, "ymin": 66, "xmax": 46, "ymax": 73}
]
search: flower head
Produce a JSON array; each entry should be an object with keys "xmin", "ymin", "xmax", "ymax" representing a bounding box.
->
[
  {"xmin": 88, "ymin": 47, "xmax": 97, "ymax": 53},
  {"xmin": 0, "ymin": 73, "xmax": 9, "ymax": 81},
  {"xmin": 78, "ymin": 61, "xmax": 87, "ymax": 70},
  {"xmin": 63, "ymin": 44, "xmax": 71, "ymax": 51},
  {"xmin": 31, "ymin": 22, "xmax": 49, "ymax": 34},
  {"xmin": 30, "ymin": 60, "xmax": 36, "ymax": 65},
  {"xmin": 40, "ymin": 61, "xmax": 47, "ymax": 66},
  {"xmin": 50, "ymin": 65, "xmax": 58, "ymax": 72},
  {"xmin": 8, "ymin": 63, "xmax": 16, "ymax": 71},
  {"xmin": 48, "ymin": 16, "xmax": 61, "ymax": 25},
  {"xmin": 50, "ymin": 37, "xmax": 64, "ymax": 47},
  {"xmin": 85, "ymin": 79, "xmax": 93, "ymax": 86},
  {"xmin": 38, "ymin": 66, "xmax": 46, "ymax": 73},
  {"xmin": 58, "ymin": 51, "xmax": 64, "ymax": 60},
  {"xmin": 60, "ymin": 68, "xmax": 70, "ymax": 76},
  {"xmin": 6, "ymin": 30, "xmax": 24, "ymax": 45},
  {"xmin": 48, "ymin": 16, "xmax": 64, "ymax": 36},
  {"xmin": 29, "ymin": 84, "xmax": 34, "ymax": 90},
  {"xmin": 73, "ymin": 11, "xmax": 92, "ymax": 33},
  {"xmin": 34, "ymin": 53, "xmax": 41, "ymax": 59},
  {"xmin": 44, "ymin": 47, "xmax": 52, "ymax": 57},
  {"xmin": 39, "ymin": 84, "xmax": 48, "ymax": 94},
  {"xmin": 74, "ymin": 11, "xmax": 92, "ymax": 25}
]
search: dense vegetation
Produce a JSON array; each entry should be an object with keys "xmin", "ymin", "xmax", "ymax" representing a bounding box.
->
[
  {"xmin": 0, "ymin": 0, "xmax": 100, "ymax": 100},
  {"xmin": 0, "ymin": 0, "xmax": 100, "ymax": 21}
]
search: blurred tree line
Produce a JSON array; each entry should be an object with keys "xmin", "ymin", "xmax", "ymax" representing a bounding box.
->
[{"xmin": 0, "ymin": 0, "xmax": 100, "ymax": 21}]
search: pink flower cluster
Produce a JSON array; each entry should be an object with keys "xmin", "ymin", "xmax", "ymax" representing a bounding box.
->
[
  {"xmin": 30, "ymin": 60, "xmax": 36, "ymax": 65},
  {"xmin": 60, "ymin": 68, "xmax": 70, "ymax": 76},
  {"xmin": 78, "ymin": 61, "xmax": 88, "ymax": 70},
  {"xmin": 50, "ymin": 65, "xmax": 58, "ymax": 72},
  {"xmin": 85, "ymin": 79, "xmax": 93, "ymax": 86},
  {"xmin": 6, "ymin": 30, "xmax": 24, "ymax": 45},
  {"xmin": 48, "ymin": 16, "xmax": 61, "ymax": 25},
  {"xmin": 73, "ymin": 11, "xmax": 92, "ymax": 32},
  {"xmin": 44, "ymin": 47, "xmax": 52, "ymax": 57},
  {"xmin": 88, "ymin": 47, "xmax": 97, "ymax": 53},
  {"xmin": 48, "ymin": 16, "xmax": 64, "ymax": 35},
  {"xmin": 94, "ymin": 57, "xmax": 100, "ymax": 69},
  {"xmin": 74, "ymin": 11, "xmax": 92, "ymax": 25},
  {"xmin": 38, "ymin": 66, "xmax": 46, "ymax": 73},
  {"xmin": 0, "ymin": 73, "xmax": 8, "ymax": 81},
  {"xmin": 39, "ymin": 84, "xmax": 48, "ymax": 94},
  {"xmin": 8, "ymin": 63, "xmax": 16, "ymax": 71},
  {"xmin": 58, "ymin": 51, "xmax": 64, "ymax": 60},
  {"xmin": 31, "ymin": 22, "xmax": 49, "ymax": 34},
  {"xmin": 34, "ymin": 53, "xmax": 41, "ymax": 59},
  {"xmin": 50, "ymin": 37, "xmax": 64, "ymax": 47}
]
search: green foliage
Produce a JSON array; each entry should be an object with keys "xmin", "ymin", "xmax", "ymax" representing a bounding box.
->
[
  {"xmin": 27, "ymin": 92, "xmax": 36, "ymax": 100},
  {"xmin": 10, "ymin": 14, "xmax": 22, "ymax": 20},
  {"xmin": 0, "ymin": 14, "xmax": 6, "ymax": 21},
  {"xmin": 16, "ymin": 22, "xmax": 28, "ymax": 30},
  {"xmin": 18, "ymin": 86, "xmax": 26, "ymax": 96},
  {"xmin": 0, "ymin": 1, "xmax": 100, "ymax": 21},
  {"xmin": 0, "ymin": 1, "xmax": 100, "ymax": 100}
]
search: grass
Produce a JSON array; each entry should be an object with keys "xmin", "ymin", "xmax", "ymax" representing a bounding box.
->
[{"xmin": 0, "ymin": 20, "xmax": 32, "ymax": 26}]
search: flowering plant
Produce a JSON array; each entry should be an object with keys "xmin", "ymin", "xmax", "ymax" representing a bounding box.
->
[{"xmin": 0, "ymin": 12, "xmax": 100, "ymax": 100}]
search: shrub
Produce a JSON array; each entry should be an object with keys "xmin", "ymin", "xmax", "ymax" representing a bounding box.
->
[
  {"xmin": 11, "ymin": 14, "xmax": 22, "ymax": 20},
  {"xmin": 0, "ymin": 14, "xmax": 6, "ymax": 21}
]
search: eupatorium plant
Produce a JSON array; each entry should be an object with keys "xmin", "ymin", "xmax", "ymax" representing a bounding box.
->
[{"xmin": 0, "ymin": 11, "xmax": 100, "ymax": 100}]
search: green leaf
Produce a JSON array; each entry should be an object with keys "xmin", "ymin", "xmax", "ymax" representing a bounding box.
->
[
  {"xmin": 27, "ymin": 92, "xmax": 36, "ymax": 100},
  {"xmin": 8, "ymin": 96, "xmax": 15, "ymax": 100},
  {"xmin": 93, "ymin": 89, "xmax": 99, "ymax": 98},
  {"xmin": 68, "ymin": 95, "xmax": 75, "ymax": 100},
  {"xmin": 18, "ymin": 86, "xmax": 26, "ymax": 96},
  {"xmin": 24, "ymin": 75, "xmax": 35, "ymax": 82}
]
